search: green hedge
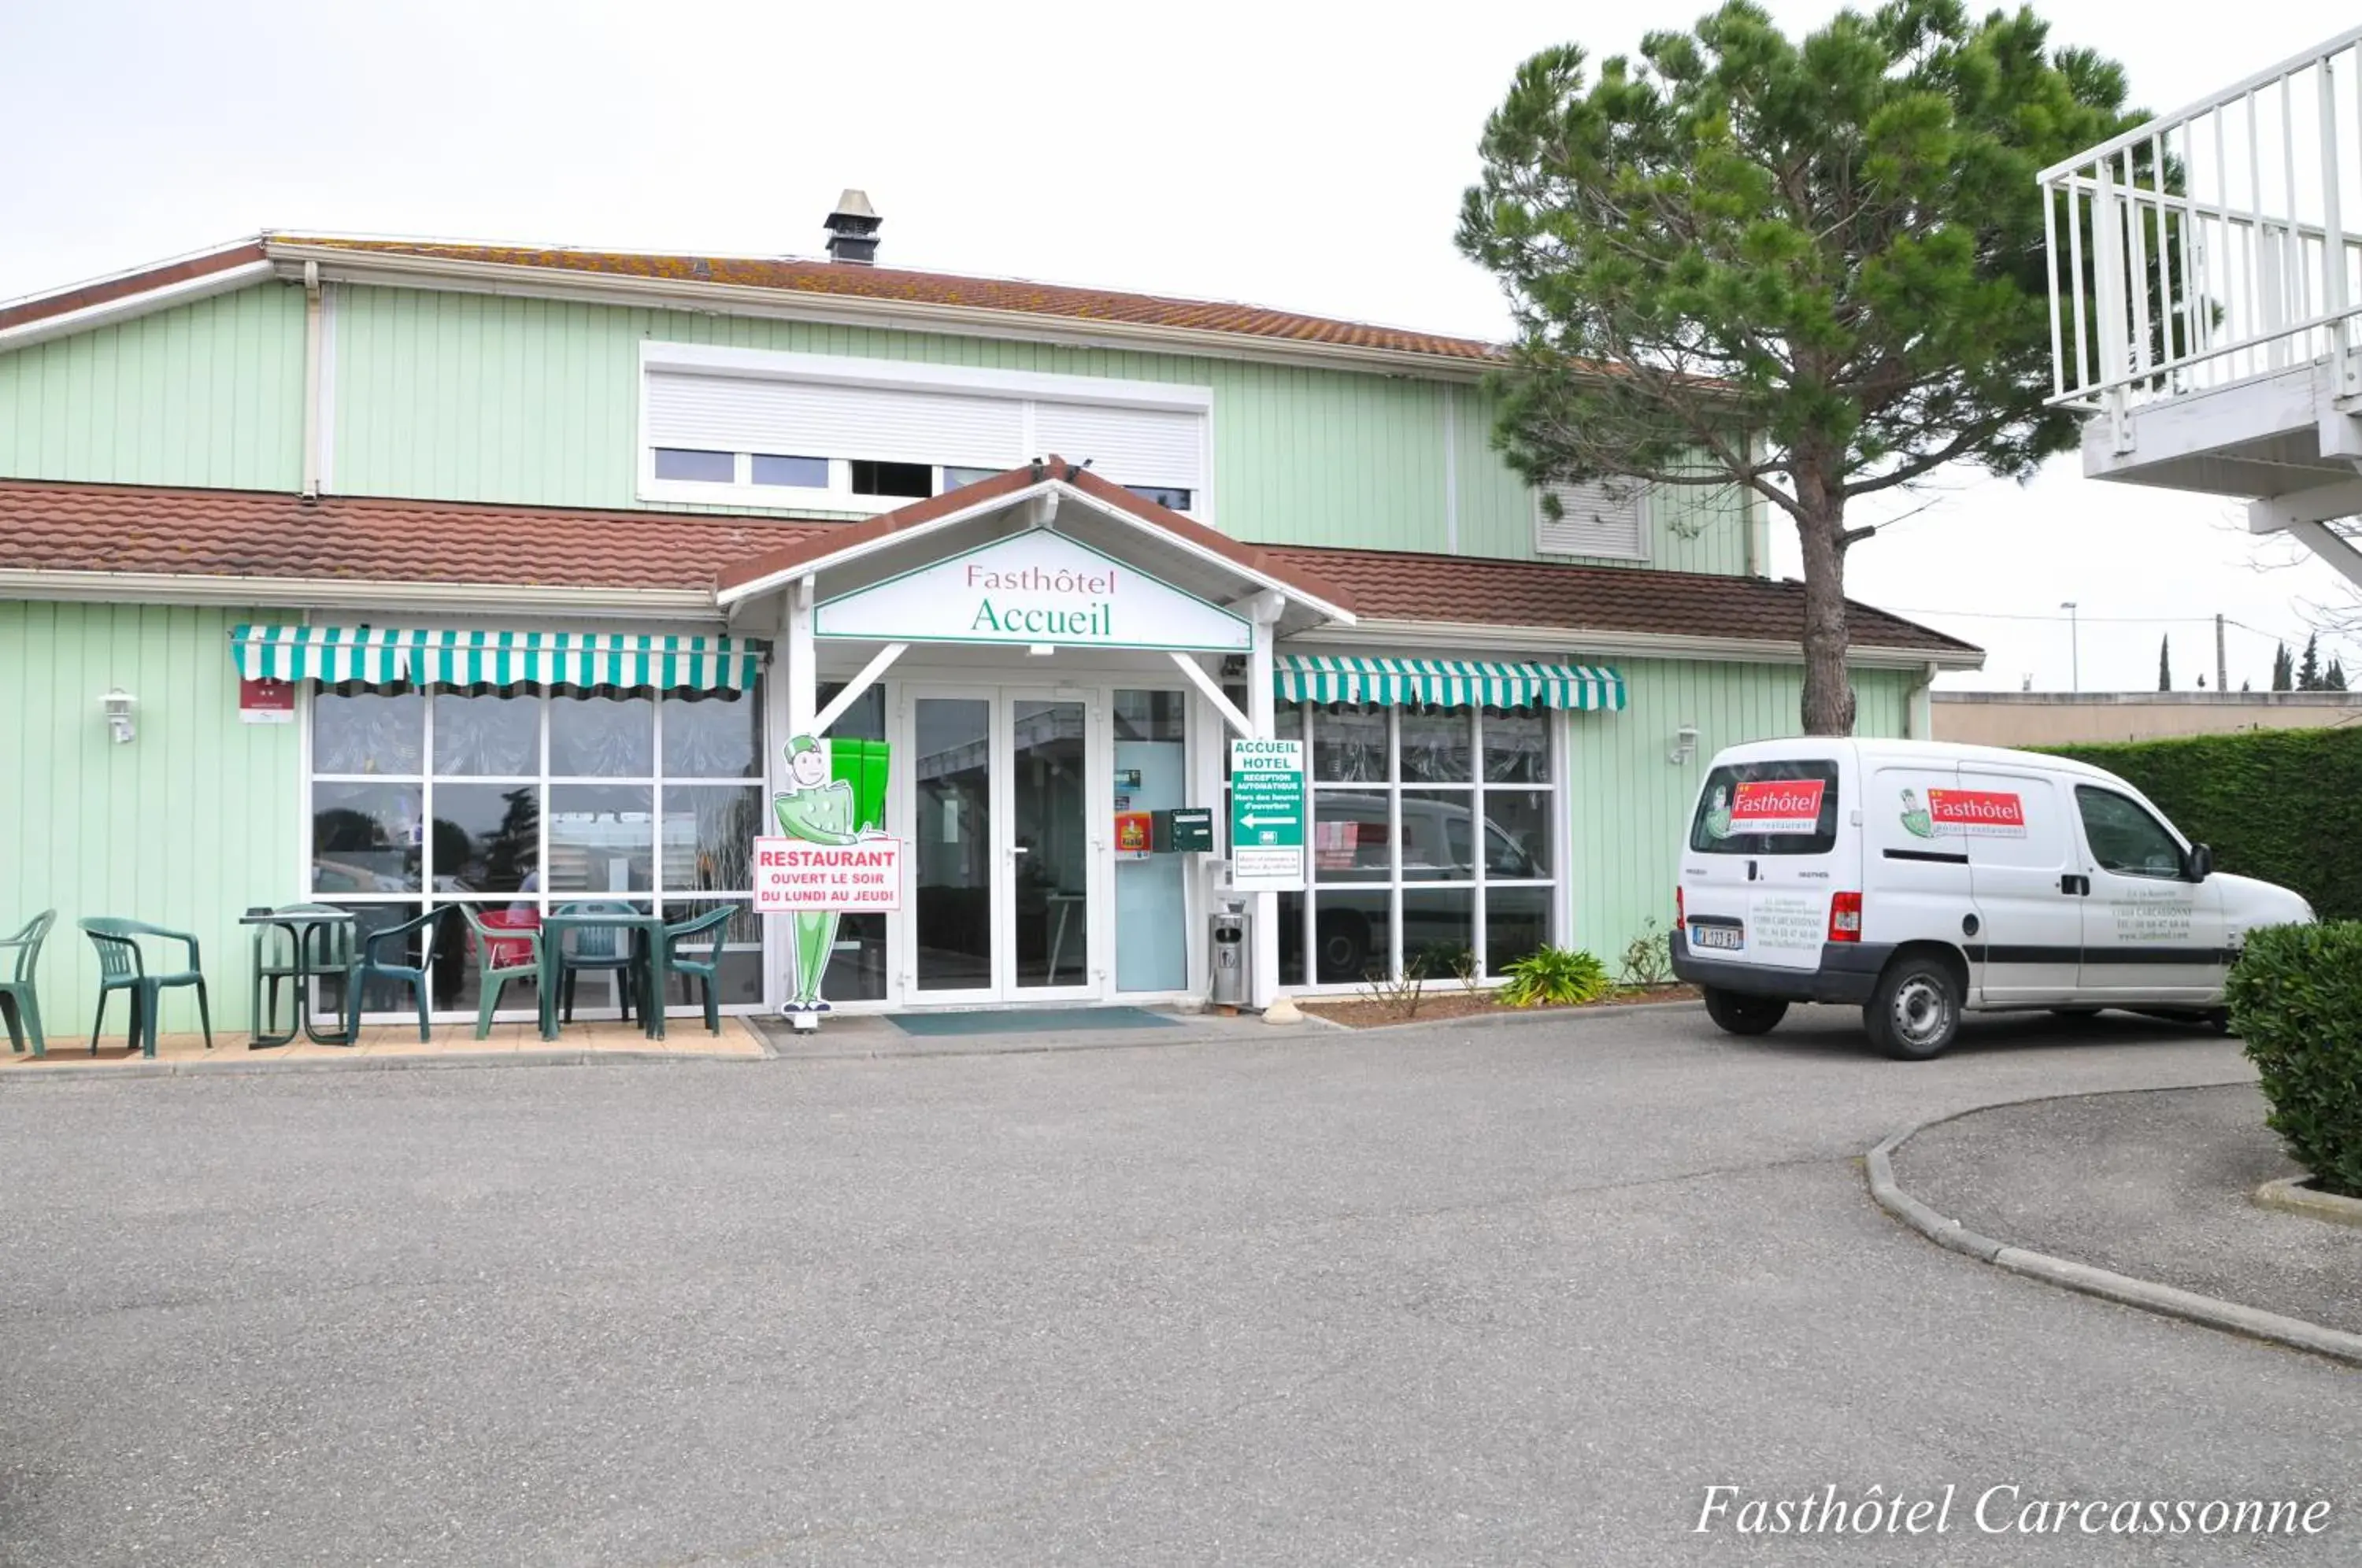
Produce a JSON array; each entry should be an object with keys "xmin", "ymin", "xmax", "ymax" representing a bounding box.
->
[
  {"xmin": 2041, "ymin": 727, "xmax": 2362, "ymax": 919},
  {"xmin": 2225, "ymin": 923, "xmax": 2362, "ymax": 1197}
]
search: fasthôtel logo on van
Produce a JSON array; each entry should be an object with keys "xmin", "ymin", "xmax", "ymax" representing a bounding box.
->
[
  {"xmin": 1717, "ymin": 778, "xmax": 1826, "ymax": 837},
  {"xmin": 1901, "ymin": 788, "xmax": 2027, "ymax": 839}
]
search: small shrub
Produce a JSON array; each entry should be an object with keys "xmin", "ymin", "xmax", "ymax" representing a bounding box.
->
[
  {"xmin": 2226, "ymin": 923, "xmax": 2362, "ymax": 1197},
  {"xmin": 1358, "ymin": 966, "xmax": 1428, "ymax": 1019},
  {"xmin": 1498, "ymin": 945, "xmax": 1612, "ymax": 1009},
  {"xmin": 1617, "ymin": 919, "xmax": 1674, "ymax": 989},
  {"xmin": 1409, "ymin": 941, "xmax": 1483, "ymax": 997}
]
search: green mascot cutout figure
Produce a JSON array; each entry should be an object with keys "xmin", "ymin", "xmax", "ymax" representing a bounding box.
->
[{"xmin": 772, "ymin": 734, "xmax": 884, "ymax": 1014}]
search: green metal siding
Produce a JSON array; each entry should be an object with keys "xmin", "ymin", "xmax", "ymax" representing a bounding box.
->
[
  {"xmin": 0, "ymin": 601, "xmax": 300, "ymax": 1036},
  {"xmin": 0, "ymin": 284, "xmax": 305, "ymax": 492},
  {"xmin": 1448, "ymin": 383, "xmax": 1760, "ymax": 573},
  {"xmin": 1564, "ymin": 661, "xmax": 1921, "ymax": 963},
  {"xmin": 332, "ymin": 286, "xmax": 1753, "ymax": 568}
]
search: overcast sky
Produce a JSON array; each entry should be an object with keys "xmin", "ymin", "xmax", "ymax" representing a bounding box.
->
[{"xmin": 6, "ymin": 0, "xmax": 2357, "ymax": 692}]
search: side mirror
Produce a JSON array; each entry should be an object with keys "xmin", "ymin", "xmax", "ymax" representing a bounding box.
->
[{"xmin": 2186, "ymin": 843, "xmax": 2214, "ymax": 882}]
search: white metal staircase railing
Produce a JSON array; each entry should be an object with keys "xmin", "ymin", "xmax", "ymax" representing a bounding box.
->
[{"xmin": 2042, "ymin": 25, "xmax": 2362, "ymax": 427}]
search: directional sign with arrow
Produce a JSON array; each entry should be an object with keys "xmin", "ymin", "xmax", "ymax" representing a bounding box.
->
[{"xmin": 1229, "ymin": 738, "xmax": 1305, "ymax": 891}]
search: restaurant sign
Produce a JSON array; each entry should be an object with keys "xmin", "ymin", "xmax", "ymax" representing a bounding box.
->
[{"xmin": 813, "ymin": 527, "xmax": 1251, "ymax": 653}]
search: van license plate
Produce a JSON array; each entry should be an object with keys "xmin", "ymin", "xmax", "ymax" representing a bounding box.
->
[{"xmin": 1690, "ymin": 923, "xmax": 1743, "ymax": 951}]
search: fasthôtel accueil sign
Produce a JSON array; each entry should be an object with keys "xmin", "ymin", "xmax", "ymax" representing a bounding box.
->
[{"xmin": 813, "ymin": 528, "xmax": 1252, "ymax": 653}]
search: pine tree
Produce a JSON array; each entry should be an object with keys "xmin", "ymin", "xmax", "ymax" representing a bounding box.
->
[
  {"xmin": 2328, "ymin": 659, "xmax": 2349, "ymax": 692},
  {"xmin": 2157, "ymin": 635, "xmax": 2171, "ymax": 691},
  {"xmin": 2242, "ymin": 679, "xmax": 2252, "ymax": 693},
  {"xmin": 2300, "ymin": 633, "xmax": 2322, "ymax": 691},
  {"xmin": 2272, "ymin": 643, "xmax": 2294, "ymax": 691},
  {"xmin": 1455, "ymin": 7, "xmax": 2137, "ymax": 733}
]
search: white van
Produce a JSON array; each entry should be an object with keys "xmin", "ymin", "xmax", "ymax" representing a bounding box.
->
[{"xmin": 1670, "ymin": 738, "xmax": 2312, "ymax": 1059}]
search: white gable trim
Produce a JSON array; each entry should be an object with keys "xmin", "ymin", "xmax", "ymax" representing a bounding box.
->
[{"xmin": 0, "ymin": 260, "xmax": 276, "ymax": 354}]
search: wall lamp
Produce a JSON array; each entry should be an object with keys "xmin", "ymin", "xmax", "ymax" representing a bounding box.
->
[
  {"xmin": 102, "ymin": 688, "xmax": 137, "ymax": 745},
  {"xmin": 1668, "ymin": 723, "xmax": 1699, "ymax": 765}
]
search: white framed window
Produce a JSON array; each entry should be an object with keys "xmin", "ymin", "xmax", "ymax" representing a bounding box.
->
[
  {"xmin": 305, "ymin": 682, "xmax": 768, "ymax": 1023},
  {"xmin": 1220, "ymin": 697, "xmax": 1560, "ymax": 989},
  {"xmin": 1535, "ymin": 477, "xmax": 1650, "ymax": 560},
  {"xmin": 638, "ymin": 342, "xmax": 1215, "ymax": 520}
]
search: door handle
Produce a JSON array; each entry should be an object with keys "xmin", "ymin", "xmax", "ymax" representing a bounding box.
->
[{"xmin": 2060, "ymin": 874, "xmax": 2090, "ymax": 896}]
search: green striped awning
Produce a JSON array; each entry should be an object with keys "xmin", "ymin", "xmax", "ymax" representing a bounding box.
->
[
  {"xmin": 1275, "ymin": 654, "xmax": 1624, "ymax": 712},
  {"xmin": 228, "ymin": 626, "xmax": 768, "ymax": 694}
]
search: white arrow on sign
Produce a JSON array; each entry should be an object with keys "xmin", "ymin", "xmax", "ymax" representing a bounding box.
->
[{"xmin": 1239, "ymin": 812, "xmax": 1299, "ymax": 828}]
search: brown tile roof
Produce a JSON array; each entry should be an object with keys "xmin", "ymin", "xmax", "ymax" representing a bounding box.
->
[
  {"xmin": 273, "ymin": 235, "xmax": 1501, "ymax": 363},
  {"xmin": 0, "ymin": 242, "xmax": 267, "ymax": 333},
  {"xmin": 716, "ymin": 457, "xmax": 1357, "ymax": 616},
  {"xmin": 0, "ymin": 479, "xmax": 831, "ymax": 592},
  {"xmin": 0, "ymin": 479, "xmax": 1973, "ymax": 657},
  {"xmin": 1264, "ymin": 545, "xmax": 1978, "ymax": 656}
]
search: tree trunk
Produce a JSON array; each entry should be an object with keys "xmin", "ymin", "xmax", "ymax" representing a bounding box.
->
[{"xmin": 1794, "ymin": 464, "xmax": 1856, "ymax": 736}]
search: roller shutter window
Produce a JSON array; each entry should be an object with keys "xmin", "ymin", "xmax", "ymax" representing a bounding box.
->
[
  {"xmin": 1534, "ymin": 478, "xmax": 1649, "ymax": 561},
  {"xmin": 1031, "ymin": 401, "xmax": 1206, "ymax": 491},
  {"xmin": 644, "ymin": 372, "xmax": 1026, "ymax": 472}
]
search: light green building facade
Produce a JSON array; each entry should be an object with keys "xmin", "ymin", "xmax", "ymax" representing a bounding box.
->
[{"xmin": 0, "ymin": 228, "xmax": 1972, "ymax": 1038}]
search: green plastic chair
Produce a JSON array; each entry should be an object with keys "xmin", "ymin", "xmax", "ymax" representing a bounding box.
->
[
  {"xmin": 80, "ymin": 918, "xmax": 212, "ymax": 1059},
  {"xmin": 656, "ymin": 907, "xmax": 737, "ymax": 1036},
  {"xmin": 342, "ymin": 907, "xmax": 447, "ymax": 1044},
  {"xmin": 459, "ymin": 907, "xmax": 543, "ymax": 1040},
  {"xmin": 250, "ymin": 903, "xmax": 357, "ymax": 1046},
  {"xmin": 554, "ymin": 901, "xmax": 644, "ymax": 1024},
  {"xmin": 1, "ymin": 910, "xmax": 55, "ymax": 1057}
]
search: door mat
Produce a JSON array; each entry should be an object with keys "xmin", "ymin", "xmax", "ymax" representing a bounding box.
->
[{"xmin": 888, "ymin": 1007, "xmax": 1181, "ymax": 1037}]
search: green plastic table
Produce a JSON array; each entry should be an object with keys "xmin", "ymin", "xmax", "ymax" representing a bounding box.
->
[
  {"xmin": 537, "ymin": 910, "xmax": 669, "ymax": 1041},
  {"xmin": 240, "ymin": 908, "xmax": 358, "ymax": 1048}
]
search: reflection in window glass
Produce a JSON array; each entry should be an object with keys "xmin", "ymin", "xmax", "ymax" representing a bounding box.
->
[
  {"xmin": 851, "ymin": 459, "xmax": 931, "ymax": 497},
  {"xmin": 1312, "ymin": 889, "xmax": 1391, "ymax": 983},
  {"xmin": 312, "ymin": 782, "xmax": 423, "ymax": 893},
  {"xmin": 434, "ymin": 693, "xmax": 539, "ymax": 776},
  {"xmin": 1312, "ymin": 791, "xmax": 1391, "ymax": 882},
  {"xmin": 550, "ymin": 694, "xmax": 654, "ymax": 777},
  {"xmin": 1483, "ymin": 707, "xmax": 1550, "ymax": 782},
  {"xmin": 431, "ymin": 782, "xmax": 541, "ymax": 893},
  {"xmin": 1399, "ymin": 707, "xmax": 1472, "ymax": 783},
  {"xmin": 662, "ymin": 693, "xmax": 760, "ymax": 778},
  {"xmin": 824, "ymin": 912, "xmax": 888, "ymax": 1002},
  {"xmin": 658, "ymin": 900, "xmax": 767, "ymax": 1008},
  {"xmin": 1399, "ymin": 789, "xmax": 1478, "ymax": 880},
  {"xmin": 1124, "ymin": 484, "xmax": 1192, "ymax": 511},
  {"xmin": 940, "ymin": 467, "xmax": 1000, "ymax": 492},
  {"xmin": 815, "ymin": 683, "xmax": 887, "ymax": 743},
  {"xmin": 1275, "ymin": 890, "xmax": 1309, "ymax": 987},
  {"xmin": 1312, "ymin": 704, "xmax": 1388, "ymax": 782},
  {"xmin": 1402, "ymin": 888, "xmax": 1476, "ymax": 979},
  {"xmin": 662, "ymin": 786, "xmax": 761, "ymax": 893},
  {"xmin": 1113, "ymin": 689, "xmax": 1187, "ymax": 741},
  {"xmin": 654, "ymin": 448, "xmax": 734, "ymax": 483},
  {"xmin": 547, "ymin": 785, "xmax": 655, "ymax": 893},
  {"xmin": 751, "ymin": 453, "xmax": 828, "ymax": 488},
  {"xmin": 1480, "ymin": 790, "xmax": 1553, "ymax": 878},
  {"xmin": 313, "ymin": 691, "xmax": 423, "ymax": 775},
  {"xmin": 1484, "ymin": 886, "xmax": 1553, "ymax": 974},
  {"xmin": 2075, "ymin": 787, "xmax": 2185, "ymax": 878}
]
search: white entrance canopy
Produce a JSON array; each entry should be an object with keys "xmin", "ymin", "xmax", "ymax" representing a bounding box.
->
[{"xmin": 715, "ymin": 458, "xmax": 1358, "ymax": 1011}]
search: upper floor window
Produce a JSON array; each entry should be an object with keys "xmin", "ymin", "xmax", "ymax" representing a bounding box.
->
[
  {"xmin": 1534, "ymin": 477, "xmax": 1649, "ymax": 561},
  {"xmin": 639, "ymin": 342, "xmax": 1213, "ymax": 520}
]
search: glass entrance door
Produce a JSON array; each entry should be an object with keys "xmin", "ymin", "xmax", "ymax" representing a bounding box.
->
[
  {"xmin": 1008, "ymin": 697, "xmax": 1092, "ymax": 995},
  {"xmin": 903, "ymin": 688, "xmax": 1099, "ymax": 1004},
  {"xmin": 911, "ymin": 695, "xmax": 995, "ymax": 995}
]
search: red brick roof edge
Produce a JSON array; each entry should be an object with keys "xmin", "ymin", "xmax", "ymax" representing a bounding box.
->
[{"xmin": 0, "ymin": 479, "xmax": 1976, "ymax": 659}]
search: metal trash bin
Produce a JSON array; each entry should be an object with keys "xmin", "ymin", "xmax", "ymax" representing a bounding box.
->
[{"xmin": 1209, "ymin": 909, "xmax": 1250, "ymax": 1007}]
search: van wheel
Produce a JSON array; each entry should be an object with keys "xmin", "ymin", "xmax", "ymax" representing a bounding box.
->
[
  {"xmin": 1867, "ymin": 957, "xmax": 1960, "ymax": 1061},
  {"xmin": 1702, "ymin": 989, "xmax": 1788, "ymax": 1036}
]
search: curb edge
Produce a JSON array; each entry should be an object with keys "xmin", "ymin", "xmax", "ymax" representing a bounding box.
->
[{"xmin": 1867, "ymin": 1091, "xmax": 2362, "ymax": 1370}]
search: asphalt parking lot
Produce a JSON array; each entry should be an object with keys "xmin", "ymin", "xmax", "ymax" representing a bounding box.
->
[{"xmin": 2, "ymin": 1004, "xmax": 2351, "ymax": 1566}]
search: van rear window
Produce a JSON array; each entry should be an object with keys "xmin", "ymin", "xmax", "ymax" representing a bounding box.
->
[{"xmin": 1690, "ymin": 760, "xmax": 1842, "ymax": 856}]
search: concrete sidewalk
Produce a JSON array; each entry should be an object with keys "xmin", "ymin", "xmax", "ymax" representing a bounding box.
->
[
  {"xmin": 750, "ymin": 1008, "xmax": 1341, "ymax": 1060},
  {"xmin": 1890, "ymin": 1082, "xmax": 2362, "ymax": 1339},
  {"xmin": 1, "ymin": 1017, "xmax": 766, "ymax": 1078}
]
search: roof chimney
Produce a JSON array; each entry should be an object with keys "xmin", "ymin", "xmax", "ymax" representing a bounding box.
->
[{"xmin": 824, "ymin": 189, "xmax": 881, "ymax": 265}]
